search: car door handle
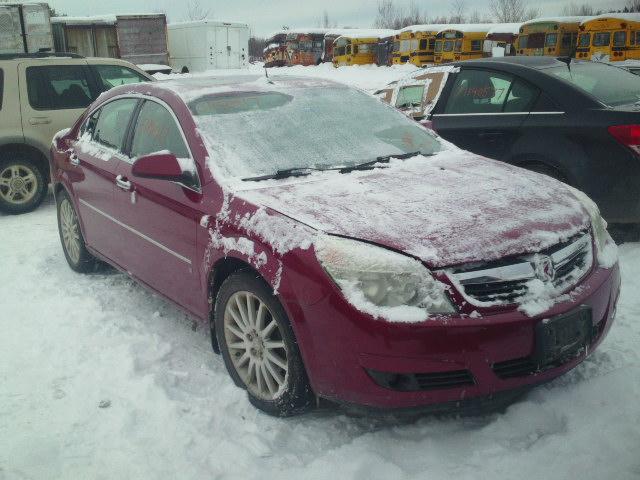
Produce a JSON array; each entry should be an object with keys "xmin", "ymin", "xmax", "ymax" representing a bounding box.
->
[
  {"xmin": 69, "ymin": 153, "xmax": 79, "ymax": 166},
  {"xmin": 29, "ymin": 116, "xmax": 52, "ymax": 125},
  {"xmin": 115, "ymin": 175, "xmax": 132, "ymax": 191}
]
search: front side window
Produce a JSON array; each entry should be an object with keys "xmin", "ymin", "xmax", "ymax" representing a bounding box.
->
[
  {"xmin": 93, "ymin": 99, "xmax": 138, "ymax": 151},
  {"xmin": 131, "ymin": 101, "xmax": 189, "ymax": 159},
  {"xmin": 189, "ymin": 87, "xmax": 442, "ymax": 180},
  {"xmin": 593, "ymin": 32, "xmax": 611, "ymax": 46},
  {"xmin": 26, "ymin": 65, "xmax": 95, "ymax": 110},
  {"xmin": 94, "ymin": 64, "xmax": 149, "ymax": 91},
  {"xmin": 443, "ymin": 69, "xmax": 514, "ymax": 114},
  {"xmin": 579, "ymin": 33, "xmax": 591, "ymax": 47},
  {"xmin": 80, "ymin": 109, "xmax": 100, "ymax": 138},
  {"xmin": 614, "ymin": 31, "xmax": 627, "ymax": 47},
  {"xmin": 545, "ymin": 33, "xmax": 558, "ymax": 47}
]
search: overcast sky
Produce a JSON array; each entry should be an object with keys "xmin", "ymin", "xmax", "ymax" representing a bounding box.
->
[{"xmin": 47, "ymin": 0, "xmax": 627, "ymax": 37}]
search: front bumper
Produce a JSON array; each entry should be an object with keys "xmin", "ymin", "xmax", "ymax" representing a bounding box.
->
[{"xmin": 282, "ymin": 261, "xmax": 621, "ymax": 410}]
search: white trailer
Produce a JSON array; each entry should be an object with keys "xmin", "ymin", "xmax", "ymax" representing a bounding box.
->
[
  {"xmin": 168, "ymin": 20, "xmax": 249, "ymax": 72},
  {"xmin": 0, "ymin": 2, "xmax": 53, "ymax": 54}
]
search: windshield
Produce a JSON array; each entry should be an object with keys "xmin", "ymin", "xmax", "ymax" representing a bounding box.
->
[
  {"xmin": 546, "ymin": 62, "xmax": 640, "ymax": 107},
  {"xmin": 190, "ymin": 86, "xmax": 443, "ymax": 180}
]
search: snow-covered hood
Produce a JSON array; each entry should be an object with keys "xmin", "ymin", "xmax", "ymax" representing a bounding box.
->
[{"xmin": 235, "ymin": 151, "xmax": 590, "ymax": 268}]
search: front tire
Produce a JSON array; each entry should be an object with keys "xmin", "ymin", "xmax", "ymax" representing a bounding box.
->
[
  {"xmin": 56, "ymin": 190, "xmax": 97, "ymax": 273},
  {"xmin": 214, "ymin": 271, "xmax": 314, "ymax": 416},
  {"xmin": 0, "ymin": 156, "xmax": 47, "ymax": 214}
]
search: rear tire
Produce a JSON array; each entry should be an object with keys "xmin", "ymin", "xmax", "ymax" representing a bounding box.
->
[
  {"xmin": 0, "ymin": 155, "xmax": 47, "ymax": 214},
  {"xmin": 56, "ymin": 190, "xmax": 97, "ymax": 273},
  {"xmin": 214, "ymin": 271, "xmax": 315, "ymax": 416}
]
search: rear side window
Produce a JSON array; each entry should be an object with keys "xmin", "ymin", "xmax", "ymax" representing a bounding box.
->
[
  {"xmin": 93, "ymin": 64, "xmax": 149, "ymax": 92},
  {"xmin": 93, "ymin": 99, "xmax": 138, "ymax": 151},
  {"xmin": 26, "ymin": 65, "xmax": 95, "ymax": 110},
  {"xmin": 0, "ymin": 69, "xmax": 3, "ymax": 110},
  {"xmin": 503, "ymin": 80, "xmax": 539, "ymax": 113},
  {"xmin": 443, "ymin": 69, "xmax": 513, "ymax": 114},
  {"xmin": 130, "ymin": 101, "xmax": 189, "ymax": 159}
]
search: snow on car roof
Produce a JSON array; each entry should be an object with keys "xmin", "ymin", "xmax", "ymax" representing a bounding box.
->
[
  {"xmin": 486, "ymin": 23, "xmax": 522, "ymax": 35},
  {"xmin": 582, "ymin": 12, "xmax": 640, "ymax": 23},
  {"xmin": 522, "ymin": 16, "xmax": 593, "ymax": 26}
]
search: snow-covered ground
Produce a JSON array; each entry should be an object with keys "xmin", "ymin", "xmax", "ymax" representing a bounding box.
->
[{"xmin": 2, "ymin": 64, "xmax": 640, "ymax": 479}]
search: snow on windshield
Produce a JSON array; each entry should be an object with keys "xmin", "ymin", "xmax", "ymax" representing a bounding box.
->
[{"xmin": 189, "ymin": 85, "xmax": 443, "ymax": 180}]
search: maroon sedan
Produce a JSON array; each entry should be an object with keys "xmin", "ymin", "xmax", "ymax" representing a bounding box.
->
[{"xmin": 50, "ymin": 76, "xmax": 621, "ymax": 416}]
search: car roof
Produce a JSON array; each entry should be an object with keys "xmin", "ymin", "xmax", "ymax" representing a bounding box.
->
[{"xmin": 453, "ymin": 56, "xmax": 573, "ymax": 70}]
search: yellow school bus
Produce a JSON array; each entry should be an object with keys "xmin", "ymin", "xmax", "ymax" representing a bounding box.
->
[
  {"xmin": 333, "ymin": 31, "xmax": 394, "ymax": 67},
  {"xmin": 392, "ymin": 30, "xmax": 414, "ymax": 64},
  {"xmin": 516, "ymin": 17, "xmax": 589, "ymax": 56},
  {"xmin": 576, "ymin": 13, "xmax": 640, "ymax": 62},
  {"xmin": 397, "ymin": 25, "xmax": 442, "ymax": 66},
  {"xmin": 433, "ymin": 25, "xmax": 492, "ymax": 64}
]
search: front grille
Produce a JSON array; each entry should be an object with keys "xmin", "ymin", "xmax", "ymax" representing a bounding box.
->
[
  {"xmin": 367, "ymin": 368, "xmax": 475, "ymax": 391},
  {"xmin": 448, "ymin": 232, "xmax": 593, "ymax": 306}
]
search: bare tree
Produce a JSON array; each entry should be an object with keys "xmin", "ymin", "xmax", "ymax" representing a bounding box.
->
[
  {"xmin": 490, "ymin": 0, "xmax": 531, "ymax": 22},
  {"xmin": 374, "ymin": 0, "xmax": 398, "ymax": 29},
  {"xmin": 186, "ymin": 0, "xmax": 210, "ymax": 21},
  {"xmin": 562, "ymin": 2, "xmax": 595, "ymax": 15},
  {"xmin": 628, "ymin": 0, "xmax": 640, "ymax": 12},
  {"xmin": 449, "ymin": 0, "xmax": 466, "ymax": 23},
  {"xmin": 524, "ymin": 7, "xmax": 540, "ymax": 20},
  {"xmin": 322, "ymin": 9, "xmax": 330, "ymax": 28}
]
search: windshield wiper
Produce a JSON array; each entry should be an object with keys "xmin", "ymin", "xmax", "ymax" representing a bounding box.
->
[
  {"xmin": 242, "ymin": 167, "xmax": 322, "ymax": 182},
  {"xmin": 339, "ymin": 151, "xmax": 423, "ymax": 174}
]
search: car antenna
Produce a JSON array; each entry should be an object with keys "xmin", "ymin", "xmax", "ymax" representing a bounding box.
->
[{"xmin": 558, "ymin": 56, "xmax": 572, "ymax": 74}]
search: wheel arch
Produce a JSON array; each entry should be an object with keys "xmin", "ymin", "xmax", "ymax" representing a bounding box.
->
[
  {"xmin": 0, "ymin": 142, "xmax": 50, "ymax": 183},
  {"xmin": 509, "ymin": 153, "xmax": 572, "ymax": 185},
  {"xmin": 207, "ymin": 256, "xmax": 268, "ymax": 354}
]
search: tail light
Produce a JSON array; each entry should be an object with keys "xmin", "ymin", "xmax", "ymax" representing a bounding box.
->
[{"xmin": 608, "ymin": 125, "xmax": 640, "ymax": 155}]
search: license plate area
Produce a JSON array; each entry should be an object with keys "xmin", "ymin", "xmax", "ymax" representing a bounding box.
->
[{"xmin": 533, "ymin": 306, "xmax": 592, "ymax": 367}]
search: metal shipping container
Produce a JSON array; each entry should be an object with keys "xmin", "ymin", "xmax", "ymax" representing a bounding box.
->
[
  {"xmin": 0, "ymin": 2, "xmax": 53, "ymax": 54},
  {"xmin": 51, "ymin": 14, "xmax": 169, "ymax": 66}
]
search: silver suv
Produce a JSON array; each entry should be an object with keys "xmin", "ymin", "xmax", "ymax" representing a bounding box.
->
[{"xmin": 0, "ymin": 53, "xmax": 152, "ymax": 214}]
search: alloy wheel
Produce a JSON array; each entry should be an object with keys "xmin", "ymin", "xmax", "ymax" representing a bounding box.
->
[
  {"xmin": 60, "ymin": 198, "xmax": 81, "ymax": 264},
  {"xmin": 223, "ymin": 291, "xmax": 289, "ymax": 400},
  {"xmin": 0, "ymin": 164, "xmax": 38, "ymax": 205}
]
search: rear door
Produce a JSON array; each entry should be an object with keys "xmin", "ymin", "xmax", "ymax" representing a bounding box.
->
[
  {"xmin": 113, "ymin": 99, "xmax": 202, "ymax": 312},
  {"xmin": 70, "ymin": 97, "xmax": 139, "ymax": 262},
  {"xmin": 18, "ymin": 61, "xmax": 100, "ymax": 157},
  {"xmin": 431, "ymin": 68, "xmax": 538, "ymax": 160}
]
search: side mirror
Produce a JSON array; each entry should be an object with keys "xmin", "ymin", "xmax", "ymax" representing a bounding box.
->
[{"xmin": 131, "ymin": 152, "xmax": 186, "ymax": 183}]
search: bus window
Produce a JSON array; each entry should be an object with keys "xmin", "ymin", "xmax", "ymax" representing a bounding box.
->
[
  {"xmin": 435, "ymin": 41, "xmax": 443, "ymax": 52},
  {"xmin": 614, "ymin": 31, "xmax": 627, "ymax": 47},
  {"xmin": 429, "ymin": 39, "xmax": 436, "ymax": 50},
  {"xmin": 471, "ymin": 40, "xmax": 482, "ymax": 51},
  {"xmin": 444, "ymin": 40, "xmax": 454, "ymax": 52},
  {"xmin": 455, "ymin": 40, "xmax": 462, "ymax": 52},
  {"xmin": 518, "ymin": 35, "xmax": 528, "ymax": 49},
  {"xmin": 561, "ymin": 34, "xmax": 573, "ymax": 49},
  {"xmin": 411, "ymin": 39, "xmax": 419, "ymax": 50},
  {"xmin": 593, "ymin": 32, "xmax": 611, "ymax": 46},
  {"xmin": 393, "ymin": 41, "xmax": 400, "ymax": 51},
  {"xmin": 545, "ymin": 33, "xmax": 558, "ymax": 47},
  {"xmin": 359, "ymin": 44, "xmax": 373, "ymax": 53},
  {"xmin": 353, "ymin": 45, "xmax": 359, "ymax": 54},
  {"xmin": 400, "ymin": 39, "xmax": 411, "ymax": 51},
  {"xmin": 579, "ymin": 33, "xmax": 591, "ymax": 47},
  {"xmin": 419, "ymin": 39, "xmax": 428, "ymax": 50}
]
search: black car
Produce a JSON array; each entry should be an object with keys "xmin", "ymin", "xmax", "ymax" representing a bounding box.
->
[{"xmin": 378, "ymin": 57, "xmax": 640, "ymax": 227}]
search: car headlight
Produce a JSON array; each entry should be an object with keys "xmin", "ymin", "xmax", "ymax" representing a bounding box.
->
[
  {"xmin": 315, "ymin": 235, "xmax": 455, "ymax": 319},
  {"xmin": 568, "ymin": 186, "xmax": 617, "ymax": 267}
]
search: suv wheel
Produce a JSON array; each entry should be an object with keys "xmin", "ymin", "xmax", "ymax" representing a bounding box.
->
[
  {"xmin": 0, "ymin": 156, "xmax": 47, "ymax": 214},
  {"xmin": 214, "ymin": 271, "xmax": 315, "ymax": 416},
  {"xmin": 56, "ymin": 190, "xmax": 97, "ymax": 273}
]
